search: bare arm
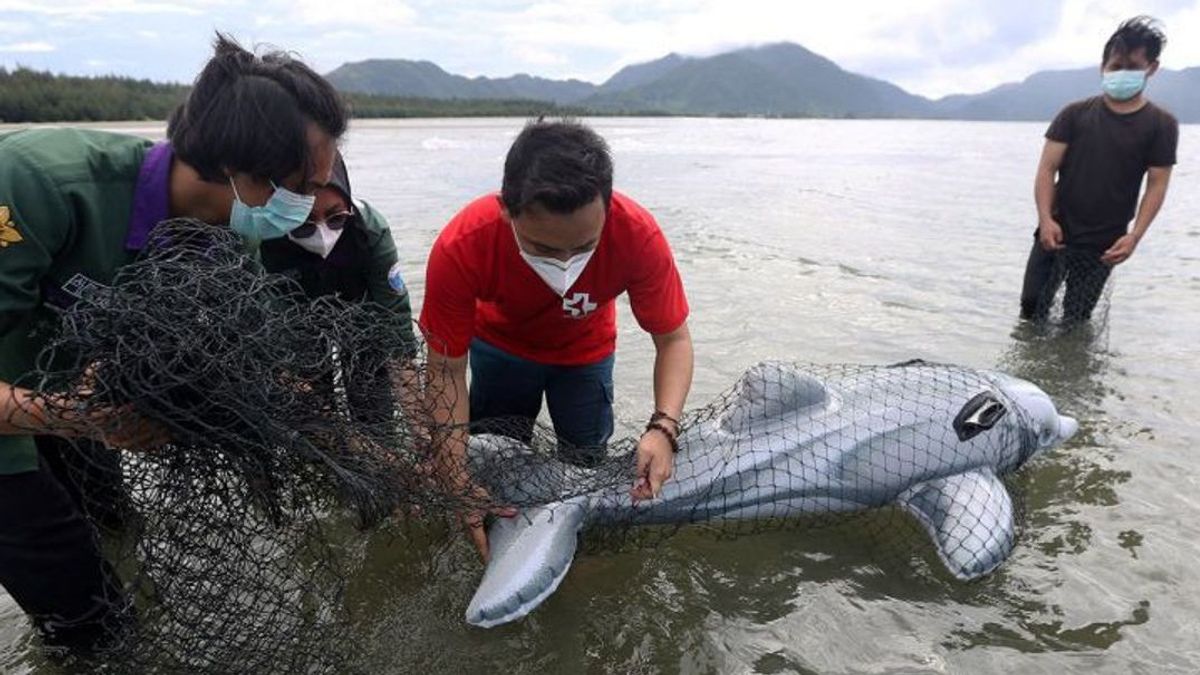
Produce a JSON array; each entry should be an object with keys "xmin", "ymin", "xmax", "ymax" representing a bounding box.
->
[
  {"xmin": 1034, "ymin": 140, "xmax": 1068, "ymax": 251},
  {"xmin": 0, "ymin": 378, "xmax": 167, "ymax": 449},
  {"xmin": 424, "ymin": 347, "xmax": 470, "ymax": 476},
  {"xmin": 0, "ymin": 381, "xmax": 44, "ymax": 435},
  {"xmin": 650, "ymin": 322, "xmax": 693, "ymax": 422},
  {"xmin": 387, "ymin": 353, "xmax": 429, "ymax": 436},
  {"xmin": 1130, "ymin": 166, "xmax": 1172, "ymax": 241},
  {"xmin": 1102, "ymin": 165, "xmax": 1172, "ymax": 265},
  {"xmin": 424, "ymin": 346, "xmax": 513, "ymax": 560},
  {"xmin": 632, "ymin": 321, "xmax": 694, "ymax": 501}
]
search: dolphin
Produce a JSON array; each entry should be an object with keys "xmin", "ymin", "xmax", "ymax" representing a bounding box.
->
[{"xmin": 463, "ymin": 361, "xmax": 1077, "ymax": 628}]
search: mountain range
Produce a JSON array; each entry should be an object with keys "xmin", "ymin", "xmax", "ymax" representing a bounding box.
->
[{"xmin": 326, "ymin": 42, "xmax": 1200, "ymax": 123}]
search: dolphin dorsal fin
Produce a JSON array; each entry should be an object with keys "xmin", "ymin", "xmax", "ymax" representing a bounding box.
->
[
  {"xmin": 465, "ymin": 500, "xmax": 587, "ymax": 627},
  {"xmin": 897, "ymin": 469, "xmax": 1016, "ymax": 580},
  {"xmin": 720, "ymin": 362, "xmax": 828, "ymax": 431}
]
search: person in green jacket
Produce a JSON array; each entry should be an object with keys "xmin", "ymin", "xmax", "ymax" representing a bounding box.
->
[
  {"xmin": 0, "ymin": 34, "xmax": 347, "ymax": 650},
  {"xmin": 260, "ymin": 152, "xmax": 414, "ymax": 341},
  {"xmin": 260, "ymin": 152, "xmax": 419, "ymax": 426}
]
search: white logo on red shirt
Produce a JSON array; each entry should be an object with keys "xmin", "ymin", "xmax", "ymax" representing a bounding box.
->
[{"xmin": 563, "ymin": 292, "xmax": 598, "ymax": 319}]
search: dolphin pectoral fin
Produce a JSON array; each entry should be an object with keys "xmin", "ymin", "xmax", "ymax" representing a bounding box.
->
[
  {"xmin": 897, "ymin": 469, "xmax": 1015, "ymax": 580},
  {"xmin": 466, "ymin": 501, "xmax": 586, "ymax": 628}
]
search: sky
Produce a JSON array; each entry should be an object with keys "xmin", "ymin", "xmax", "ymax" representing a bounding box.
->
[{"xmin": 1, "ymin": 0, "xmax": 1198, "ymax": 98}]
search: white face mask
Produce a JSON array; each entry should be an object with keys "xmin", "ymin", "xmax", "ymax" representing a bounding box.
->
[
  {"xmin": 287, "ymin": 222, "xmax": 343, "ymax": 259},
  {"xmin": 512, "ymin": 225, "xmax": 595, "ymax": 296}
]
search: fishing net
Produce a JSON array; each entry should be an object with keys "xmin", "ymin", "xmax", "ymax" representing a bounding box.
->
[
  {"xmin": 10, "ymin": 220, "xmax": 430, "ymax": 671},
  {"xmin": 1020, "ymin": 246, "xmax": 1114, "ymax": 331},
  {"xmin": 4, "ymin": 219, "xmax": 1067, "ymax": 671}
]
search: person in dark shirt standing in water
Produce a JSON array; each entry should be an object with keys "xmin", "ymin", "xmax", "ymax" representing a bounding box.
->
[{"xmin": 1021, "ymin": 15, "xmax": 1178, "ymax": 322}]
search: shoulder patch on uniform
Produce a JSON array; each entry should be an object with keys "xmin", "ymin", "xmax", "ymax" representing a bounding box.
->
[
  {"xmin": 387, "ymin": 261, "xmax": 408, "ymax": 296},
  {"xmin": 0, "ymin": 205, "xmax": 24, "ymax": 248}
]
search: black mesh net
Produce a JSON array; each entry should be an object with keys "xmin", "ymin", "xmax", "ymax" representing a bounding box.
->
[
  {"xmin": 1021, "ymin": 246, "xmax": 1115, "ymax": 331},
  {"xmin": 4, "ymin": 219, "xmax": 1076, "ymax": 671},
  {"xmin": 8, "ymin": 221, "xmax": 431, "ymax": 671}
]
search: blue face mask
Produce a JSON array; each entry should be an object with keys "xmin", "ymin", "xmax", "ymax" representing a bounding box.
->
[
  {"xmin": 1101, "ymin": 69, "xmax": 1147, "ymax": 102},
  {"xmin": 228, "ymin": 178, "xmax": 316, "ymax": 244}
]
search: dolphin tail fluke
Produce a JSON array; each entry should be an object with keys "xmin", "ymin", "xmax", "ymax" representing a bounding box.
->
[
  {"xmin": 897, "ymin": 469, "xmax": 1016, "ymax": 580},
  {"xmin": 466, "ymin": 501, "xmax": 586, "ymax": 628}
]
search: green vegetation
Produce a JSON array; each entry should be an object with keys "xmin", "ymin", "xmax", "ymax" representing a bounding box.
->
[
  {"xmin": 329, "ymin": 45, "xmax": 1200, "ymax": 122},
  {"xmin": 0, "ymin": 67, "xmax": 189, "ymax": 123},
  {"xmin": 326, "ymin": 59, "xmax": 596, "ymax": 104},
  {"xmin": 11, "ymin": 55, "xmax": 1194, "ymax": 124},
  {"xmin": 0, "ymin": 67, "xmax": 589, "ymax": 123},
  {"xmin": 343, "ymin": 93, "xmax": 585, "ymax": 119}
]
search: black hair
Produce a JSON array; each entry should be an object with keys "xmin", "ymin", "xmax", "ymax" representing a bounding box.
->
[
  {"xmin": 1103, "ymin": 16, "xmax": 1166, "ymax": 65},
  {"xmin": 501, "ymin": 119, "xmax": 613, "ymax": 218},
  {"xmin": 167, "ymin": 33, "xmax": 348, "ymax": 184}
]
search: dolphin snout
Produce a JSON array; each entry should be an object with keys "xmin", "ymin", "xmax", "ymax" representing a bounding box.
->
[{"xmin": 1058, "ymin": 416, "xmax": 1079, "ymax": 441}]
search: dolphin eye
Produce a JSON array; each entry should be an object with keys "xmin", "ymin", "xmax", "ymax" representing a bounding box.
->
[
  {"xmin": 953, "ymin": 392, "xmax": 1008, "ymax": 441},
  {"xmin": 1039, "ymin": 427, "xmax": 1056, "ymax": 446}
]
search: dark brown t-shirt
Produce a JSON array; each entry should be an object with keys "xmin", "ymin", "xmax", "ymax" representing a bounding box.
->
[{"xmin": 1045, "ymin": 96, "xmax": 1178, "ymax": 249}]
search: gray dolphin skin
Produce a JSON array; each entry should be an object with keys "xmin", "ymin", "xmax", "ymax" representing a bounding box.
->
[{"xmin": 464, "ymin": 361, "xmax": 1078, "ymax": 628}]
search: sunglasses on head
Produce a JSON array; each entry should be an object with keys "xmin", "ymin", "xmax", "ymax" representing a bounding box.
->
[{"xmin": 290, "ymin": 209, "xmax": 353, "ymax": 239}]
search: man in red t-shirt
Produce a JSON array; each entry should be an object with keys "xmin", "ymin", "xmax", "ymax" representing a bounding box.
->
[{"xmin": 420, "ymin": 120, "xmax": 694, "ymax": 559}]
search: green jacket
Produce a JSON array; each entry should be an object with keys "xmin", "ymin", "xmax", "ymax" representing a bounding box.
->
[
  {"xmin": 0, "ymin": 128, "xmax": 415, "ymax": 474},
  {"xmin": 0, "ymin": 128, "xmax": 152, "ymax": 474}
]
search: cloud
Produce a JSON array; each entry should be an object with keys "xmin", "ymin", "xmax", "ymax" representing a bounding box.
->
[
  {"xmin": 0, "ymin": 20, "xmax": 33, "ymax": 34},
  {"xmin": 0, "ymin": 40, "xmax": 55, "ymax": 52},
  {"xmin": 1, "ymin": 0, "xmax": 1198, "ymax": 97},
  {"xmin": 508, "ymin": 44, "xmax": 569, "ymax": 68},
  {"xmin": 432, "ymin": 0, "xmax": 1200, "ymax": 96},
  {"xmin": 891, "ymin": 0, "xmax": 1200, "ymax": 96},
  {"xmin": 0, "ymin": 1, "xmax": 205, "ymax": 16},
  {"xmin": 291, "ymin": 0, "xmax": 415, "ymax": 27}
]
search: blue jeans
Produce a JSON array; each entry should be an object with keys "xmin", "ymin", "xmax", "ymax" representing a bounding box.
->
[{"xmin": 469, "ymin": 339, "xmax": 614, "ymax": 465}]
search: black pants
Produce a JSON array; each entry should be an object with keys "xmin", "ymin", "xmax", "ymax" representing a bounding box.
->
[
  {"xmin": 37, "ymin": 435, "xmax": 130, "ymax": 531},
  {"xmin": 0, "ymin": 439, "xmax": 131, "ymax": 652},
  {"xmin": 1019, "ymin": 241, "xmax": 1112, "ymax": 323}
]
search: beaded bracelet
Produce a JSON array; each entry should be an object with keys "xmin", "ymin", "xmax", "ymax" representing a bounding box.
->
[
  {"xmin": 643, "ymin": 420, "xmax": 680, "ymax": 454},
  {"xmin": 650, "ymin": 410, "xmax": 680, "ymax": 428}
]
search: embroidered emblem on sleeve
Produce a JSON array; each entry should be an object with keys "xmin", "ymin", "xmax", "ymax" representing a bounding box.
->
[
  {"xmin": 387, "ymin": 261, "xmax": 408, "ymax": 296},
  {"xmin": 0, "ymin": 206, "xmax": 23, "ymax": 248}
]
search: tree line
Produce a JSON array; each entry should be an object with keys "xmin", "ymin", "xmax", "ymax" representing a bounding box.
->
[{"xmin": 0, "ymin": 67, "xmax": 588, "ymax": 123}]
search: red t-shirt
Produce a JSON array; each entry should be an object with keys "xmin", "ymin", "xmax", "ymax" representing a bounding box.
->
[{"xmin": 420, "ymin": 191, "xmax": 689, "ymax": 365}]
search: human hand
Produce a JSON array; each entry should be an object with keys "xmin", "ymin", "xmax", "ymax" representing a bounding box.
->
[
  {"xmin": 1038, "ymin": 219, "xmax": 1065, "ymax": 251},
  {"xmin": 91, "ymin": 405, "xmax": 171, "ymax": 450},
  {"xmin": 1100, "ymin": 233, "xmax": 1138, "ymax": 266},
  {"xmin": 631, "ymin": 427, "xmax": 675, "ymax": 501},
  {"xmin": 435, "ymin": 454, "xmax": 517, "ymax": 561},
  {"xmin": 459, "ymin": 483, "xmax": 520, "ymax": 562},
  {"xmin": 45, "ymin": 398, "xmax": 171, "ymax": 451}
]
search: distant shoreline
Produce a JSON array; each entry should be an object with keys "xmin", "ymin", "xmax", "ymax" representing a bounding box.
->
[
  {"xmin": 0, "ymin": 67, "xmax": 1065, "ymax": 125},
  {"xmin": 4, "ymin": 113, "xmax": 1075, "ymax": 126},
  {"xmin": 6, "ymin": 55, "xmax": 1199, "ymax": 125}
]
